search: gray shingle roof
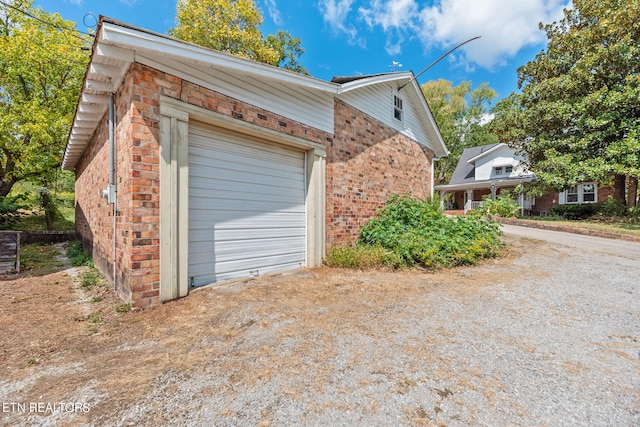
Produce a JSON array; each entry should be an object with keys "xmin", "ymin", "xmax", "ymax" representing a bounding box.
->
[{"xmin": 448, "ymin": 143, "xmax": 501, "ymax": 185}]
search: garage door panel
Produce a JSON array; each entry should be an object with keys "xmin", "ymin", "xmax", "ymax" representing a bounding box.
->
[
  {"xmin": 190, "ymin": 129, "xmax": 304, "ymax": 166},
  {"xmin": 190, "ymin": 145, "xmax": 304, "ymax": 176},
  {"xmin": 190, "ymin": 167, "xmax": 305, "ymax": 193},
  {"xmin": 189, "ymin": 211, "xmax": 305, "ymax": 228},
  {"xmin": 190, "ymin": 236, "xmax": 305, "ymax": 263},
  {"xmin": 190, "ymin": 175, "xmax": 305, "ymax": 197},
  {"xmin": 189, "ymin": 185, "xmax": 304, "ymax": 205},
  {"xmin": 190, "ymin": 227, "xmax": 305, "ymax": 243},
  {"xmin": 188, "ymin": 122, "xmax": 307, "ymax": 287}
]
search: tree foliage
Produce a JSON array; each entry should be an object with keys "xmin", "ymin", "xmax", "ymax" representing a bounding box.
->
[
  {"xmin": 490, "ymin": 0, "xmax": 640, "ymax": 200},
  {"xmin": 421, "ymin": 79, "xmax": 498, "ymax": 184},
  {"xmin": 170, "ymin": 0, "xmax": 308, "ymax": 74},
  {"xmin": 0, "ymin": 0, "xmax": 89, "ymax": 197}
]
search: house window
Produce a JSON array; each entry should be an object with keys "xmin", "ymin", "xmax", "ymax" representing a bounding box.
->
[
  {"xmin": 505, "ymin": 166, "xmax": 513, "ymax": 173},
  {"xmin": 566, "ymin": 185, "xmax": 579, "ymax": 203},
  {"xmin": 393, "ymin": 94, "xmax": 403, "ymax": 122},
  {"xmin": 494, "ymin": 167, "xmax": 503, "ymax": 175},
  {"xmin": 582, "ymin": 183, "xmax": 595, "ymax": 202},
  {"xmin": 563, "ymin": 183, "xmax": 598, "ymax": 204}
]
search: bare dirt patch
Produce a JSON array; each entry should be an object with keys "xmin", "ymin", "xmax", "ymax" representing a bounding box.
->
[{"xmin": 1, "ymin": 235, "xmax": 638, "ymax": 426}]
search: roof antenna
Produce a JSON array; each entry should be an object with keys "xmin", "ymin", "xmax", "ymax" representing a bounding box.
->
[
  {"xmin": 389, "ymin": 61, "xmax": 403, "ymax": 72},
  {"xmin": 398, "ymin": 35, "xmax": 481, "ymax": 91}
]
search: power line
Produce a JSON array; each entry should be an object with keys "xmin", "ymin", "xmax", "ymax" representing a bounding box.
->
[
  {"xmin": 0, "ymin": 0, "xmax": 92, "ymax": 41},
  {"xmin": 398, "ymin": 36, "xmax": 481, "ymax": 91}
]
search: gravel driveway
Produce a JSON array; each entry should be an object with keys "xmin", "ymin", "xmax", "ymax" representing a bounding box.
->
[{"xmin": 1, "ymin": 232, "xmax": 639, "ymax": 426}]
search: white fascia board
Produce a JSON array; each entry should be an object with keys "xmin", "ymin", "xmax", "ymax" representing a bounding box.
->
[
  {"xmin": 99, "ymin": 20, "xmax": 338, "ymax": 94},
  {"xmin": 466, "ymin": 143, "xmax": 508, "ymax": 164},
  {"xmin": 434, "ymin": 176, "xmax": 536, "ymax": 191},
  {"xmin": 336, "ymin": 72, "xmax": 413, "ymax": 94},
  {"xmin": 404, "ymin": 77, "xmax": 449, "ymax": 158}
]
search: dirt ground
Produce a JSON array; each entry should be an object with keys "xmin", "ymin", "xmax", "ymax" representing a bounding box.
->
[{"xmin": 0, "ymin": 237, "xmax": 637, "ymax": 426}]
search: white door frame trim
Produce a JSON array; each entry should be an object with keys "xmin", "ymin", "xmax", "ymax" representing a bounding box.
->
[{"xmin": 159, "ymin": 96, "xmax": 326, "ymax": 302}]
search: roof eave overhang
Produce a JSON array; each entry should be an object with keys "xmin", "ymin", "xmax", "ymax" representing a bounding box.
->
[
  {"xmin": 466, "ymin": 142, "xmax": 508, "ymax": 164},
  {"xmin": 434, "ymin": 176, "xmax": 536, "ymax": 192},
  {"xmin": 62, "ymin": 17, "xmax": 339, "ymax": 170}
]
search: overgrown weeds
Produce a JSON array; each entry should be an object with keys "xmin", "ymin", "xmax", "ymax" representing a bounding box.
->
[
  {"xmin": 66, "ymin": 241, "xmax": 92, "ymax": 267},
  {"xmin": 328, "ymin": 195, "xmax": 503, "ymax": 270}
]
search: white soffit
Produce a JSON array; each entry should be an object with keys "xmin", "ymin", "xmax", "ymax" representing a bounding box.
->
[
  {"xmin": 62, "ymin": 25, "xmax": 133, "ymax": 170},
  {"xmin": 62, "ymin": 18, "xmax": 337, "ymax": 170}
]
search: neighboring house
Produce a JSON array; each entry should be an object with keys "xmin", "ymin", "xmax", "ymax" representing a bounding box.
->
[
  {"xmin": 434, "ymin": 143, "xmax": 613, "ymax": 214},
  {"xmin": 434, "ymin": 143, "xmax": 535, "ymax": 212},
  {"xmin": 62, "ymin": 17, "xmax": 448, "ymax": 309}
]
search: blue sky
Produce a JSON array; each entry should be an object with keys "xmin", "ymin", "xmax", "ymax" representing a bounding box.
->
[{"xmin": 33, "ymin": 0, "xmax": 571, "ymax": 104}]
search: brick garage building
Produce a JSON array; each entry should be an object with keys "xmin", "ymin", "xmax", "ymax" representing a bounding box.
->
[{"xmin": 63, "ymin": 18, "xmax": 448, "ymax": 309}]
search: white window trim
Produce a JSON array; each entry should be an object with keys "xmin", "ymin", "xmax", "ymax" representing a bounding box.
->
[
  {"xmin": 560, "ymin": 182, "xmax": 598, "ymax": 204},
  {"xmin": 393, "ymin": 92, "xmax": 404, "ymax": 123}
]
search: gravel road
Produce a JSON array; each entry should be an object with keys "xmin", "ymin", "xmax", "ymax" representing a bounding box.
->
[
  {"xmin": 2, "ymin": 231, "xmax": 639, "ymax": 426},
  {"xmin": 121, "ymin": 233, "xmax": 640, "ymax": 426}
]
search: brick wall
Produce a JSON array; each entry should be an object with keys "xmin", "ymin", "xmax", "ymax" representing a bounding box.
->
[
  {"xmin": 76, "ymin": 64, "xmax": 437, "ymax": 307},
  {"xmin": 75, "ymin": 63, "xmax": 331, "ymax": 309},
  {"xmin": 326, "ymin": 99, "xmax": 434, "ymax": 246},
  {"xmin": 533, "ymin": 185, "xmax": 615, "ymax": 214}
]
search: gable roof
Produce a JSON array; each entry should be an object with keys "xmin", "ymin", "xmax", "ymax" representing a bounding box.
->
[
  {"xmin": 449, "ymin": 143, "xmax": 502, "ymax": 186},
  {"xmin": 434, "ymin": 142, "xmax": 535, "ymax": 191},
  {"xmin": 63, "ymin": 17, "xmax": 448, "ymax": 169},
  {"xmin": 466, "ymin": 142, "xmax": 509, "ymax": 164}
]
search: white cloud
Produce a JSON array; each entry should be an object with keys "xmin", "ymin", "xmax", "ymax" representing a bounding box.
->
[
  {"xmin": 418, "ymin": 0, "xmax": 569, "ymax": 69},
  {"xmin": 318, "ymin": 0, "xmax": 366, "ymax": 47},
  {"xmin": 350, "ymin": 0, "xmax": 570, "ymax": 70},
  {"xmin": 119, "ymin": 0, "xmax": 143, "ymax": 6},
  {"xmin": 264, "ymin": 0, "xmax": 284, "ymax": 26},
  {"xmin": 359, "ymin": 0, "xmax": 419, "ymax": 55}
]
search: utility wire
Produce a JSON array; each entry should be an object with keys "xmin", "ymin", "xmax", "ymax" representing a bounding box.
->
[{"xmin": 0, "ymin": 0, "xmax": 92, "ymax": 41}]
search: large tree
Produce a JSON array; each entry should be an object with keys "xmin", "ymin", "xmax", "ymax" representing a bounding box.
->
[
  {"xmin": 0, "ymin": 0, "xmax": 88, "ymax": 197},
  {"xmin": 170, "ymin": 0, "xmax": 308, "ymax": 74},
  {"xmin": 421, "ymin": 79, "xmax": 498, "ymax": 185},
  {"xmin": 491, "ymin": 0, "xmax": 639, "ymax": 205}
]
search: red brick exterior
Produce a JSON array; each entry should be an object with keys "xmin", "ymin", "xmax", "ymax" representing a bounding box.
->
[
  {"xmin": 533, "ymin": 185, "xmax": 615, "ymax": 213},
  {"xmin": 327, "ymin": 99, "xmax": 434, "ymax": 246},
  {"xmin": 75, "ymin": 63, "xmax": 434, "ymax": 308}
]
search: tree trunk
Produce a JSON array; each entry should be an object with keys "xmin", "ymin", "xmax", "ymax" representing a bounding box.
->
[
  {"xmin": 613, "ymin": 174, "xmax": 626, "ymax": 204},
  {"xmin": 628, "ymin": 176, "xmax": 638, "ymax": 208},
  {"xmin": 0, "ymin": 180, "xmax": 14, "ymax": 198}
]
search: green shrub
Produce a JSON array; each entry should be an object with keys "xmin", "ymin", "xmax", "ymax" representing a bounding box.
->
[
  {"xmin": 67, "ymin": 241, "xmax": 91, "ymax": 266},
  {"xmin": 476, "ymin": 193, "xmax": 520, "ymax": 218},
  {"xmin": 597, "ymin": 196, "xmax": 628, "ymax": 217},
  {"xmin": 325, "ymin": 245, "xmax": 403, "ymax": 268},
  {"xmin": 357, "ymin": 195, "xmax": 503, "ymax": 269},
  {"xmin": 550, "ymin": 203, "xmax": 599, "ymax": 220}
]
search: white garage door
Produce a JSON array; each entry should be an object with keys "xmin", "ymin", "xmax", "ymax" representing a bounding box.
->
[{"xmin": 188, "ymin": 123, "xmax": 307, "ymax": 287}]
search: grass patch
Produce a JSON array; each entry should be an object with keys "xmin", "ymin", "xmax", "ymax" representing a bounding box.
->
[
  {"xmin": 81, "ymin": 269, "xmax": 102, "ymax": 288},
  {"xmin": 8, "ymin": 208, "xmax": 74, "ymax": 231},
  {"xmin": 325, "ymin": 245, "xmax": 403, "ymax": 269},
  {"xmin": 526, "ymin": 217, "xmax": 640, "ymax": 237},
  {"xmin": 115, "ymin": 303, "xmax": 131, "ymax": 313},
  {"xmin": 20, "ymin": 243, "xmax": 64, "ymax": 272}
]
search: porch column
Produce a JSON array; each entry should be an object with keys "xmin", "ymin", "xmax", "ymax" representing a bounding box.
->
[
  {"xmin": 491, "ymin": 181, "xmax": 497, "ymax": 200},
  {"xmin": 464, "ymin": 188, "xmax": 474, "ymax": 212}
]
